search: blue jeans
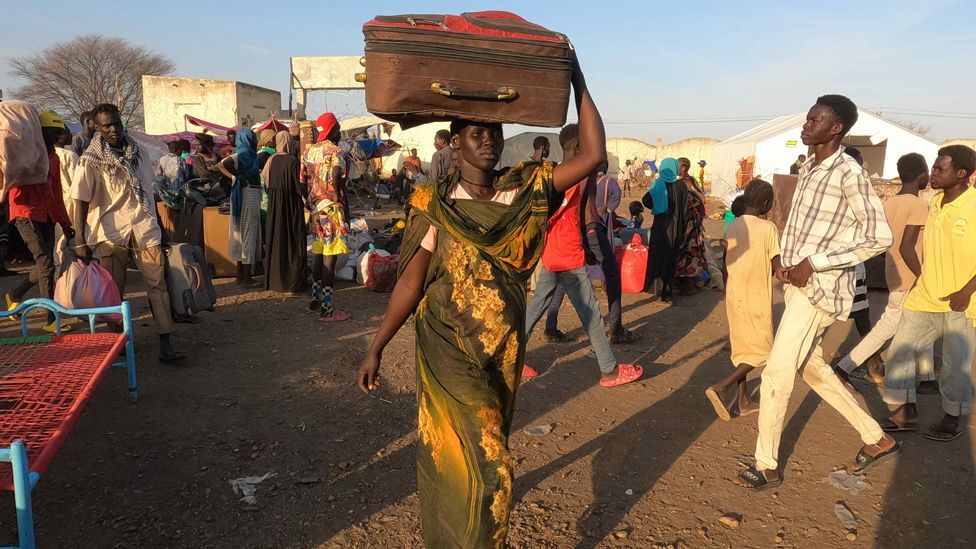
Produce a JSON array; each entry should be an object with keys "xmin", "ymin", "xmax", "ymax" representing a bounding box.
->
[
  {"xmin": 526, "ymin": 263, "xmax": 617, "ymax": 374},
  {"xmin": 884, "ymin": 309, "xmax": 975, "ymax": 416},
  {"xmin": 544, "ymin": 222, "xmax": 624, "ymax": 335}
]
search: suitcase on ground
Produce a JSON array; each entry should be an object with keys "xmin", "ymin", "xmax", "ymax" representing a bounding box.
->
[
  {"xmin": 203, "ymin": 206, "xmax": 236, "ymax": 278},
  {"xmin": 164, "ymin": 244, "xmax": 217, "ymax": 320},
  {"xmin": 360, "ymin": 11, "xmax": 572, "ymax": 128}
]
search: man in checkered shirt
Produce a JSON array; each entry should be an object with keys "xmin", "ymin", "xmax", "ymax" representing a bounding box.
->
[{"xmin": 736, "ymin": 95, "xmax": 899, "ymax": 491}]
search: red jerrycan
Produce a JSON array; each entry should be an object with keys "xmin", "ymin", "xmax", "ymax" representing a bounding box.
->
[{"xmin": 618, "ymin": 234, "xmax": 648, "ymax": 294}]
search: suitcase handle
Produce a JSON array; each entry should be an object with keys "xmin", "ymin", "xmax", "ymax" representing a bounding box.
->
[
  {"xmin": 188, "ymin": 264, "xmax": 203, "ymax": 292},
  {"xmin": 430, "ymin": 83, "xmax": 518, "ymax": 101},
  {"xmin": 406, "ymin": 17, "xmax": 449, "ymax": 30}
]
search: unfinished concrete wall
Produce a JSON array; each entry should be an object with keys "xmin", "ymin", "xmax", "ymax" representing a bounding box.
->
[
  {"xmin": 143, "ymin": 76, "xmax": 281, "ymax": 135},
  {"xmin": 235, "ymin": 82, "xmax": 282, "ymax": 128},
  {"xmin": 143, "ymin": 76, "xmax": 237, "ymax": 135}
]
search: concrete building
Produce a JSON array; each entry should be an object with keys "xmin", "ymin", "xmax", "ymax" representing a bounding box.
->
[{"xmin": 142, "ymin": 76, "xmax": 281, "ymax": 135}]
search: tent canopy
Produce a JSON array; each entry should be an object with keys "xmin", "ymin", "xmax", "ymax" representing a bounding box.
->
[{"xmin": 710, "ymin": 109, "xmax": 940, "ymax": 200}]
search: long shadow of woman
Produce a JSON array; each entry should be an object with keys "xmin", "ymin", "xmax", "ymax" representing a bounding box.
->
[{"xmin": 514, "ymin": 337, "xmax": 727, "ymax": 549}]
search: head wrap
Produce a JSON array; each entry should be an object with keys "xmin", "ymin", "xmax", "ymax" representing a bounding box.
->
[
  {"xmin": 288, "ymin": 121, "xmax": 300, "ymax": 137},
  {"xmin": 231, "ymin": 128, "xmax": 258, "ymax": 220},
  {"xmin": 647, "ymin": 158, "xmax": 679, "ymax": 215},
  {"xmin": 315, "ymin": 113, "xmax": 339, "ymax": 143},
  {"xmin": 274, "ymin": 131, "xmax": 292, "ymax": 155},
  {"xmin": 257, "ymin": 128, "xmax": 277, "ymax": 156}
]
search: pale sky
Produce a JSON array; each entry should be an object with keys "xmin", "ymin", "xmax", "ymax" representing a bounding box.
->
[{"xmin": 2, "ymin": 0, "xmax": 974, "ymax": 143}]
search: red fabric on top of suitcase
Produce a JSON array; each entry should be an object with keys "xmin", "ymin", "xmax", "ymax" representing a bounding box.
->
[{"xmin": 365, "ymin": 11, "xmax": 567, "ymax": 44}]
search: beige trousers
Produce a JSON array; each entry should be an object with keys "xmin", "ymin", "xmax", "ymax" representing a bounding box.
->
[
  {"xmin": 95, "ymin": 240, "xmax": 174, "ymax": 335},
  {"xmin": 755, "ymin": 286, "xmax": 884, "ymax": 472}
]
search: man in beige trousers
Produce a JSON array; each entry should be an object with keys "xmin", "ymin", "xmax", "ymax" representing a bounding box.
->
[{"xmin": 736, "ymin": 94, "xmax": 898, "ymax": 490}]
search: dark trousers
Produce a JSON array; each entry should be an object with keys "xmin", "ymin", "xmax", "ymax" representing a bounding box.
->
[
  {"xmin": 13, "ymin": 218, "xmax": 56, "ymax": 320},
  {"xmin": 545, "ymin": 221, "xmax": 623, "ymax": 335}
]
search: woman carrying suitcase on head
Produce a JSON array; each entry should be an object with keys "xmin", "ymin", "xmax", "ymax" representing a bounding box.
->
[{"xmin": 358, "ymin": 51, "xmax": 610, "ymax": 547}]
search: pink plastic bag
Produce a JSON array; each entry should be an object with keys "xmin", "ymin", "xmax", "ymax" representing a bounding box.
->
[{"xmin": 54, "ymin": 260, "xmax": 122, "ymax": 324}]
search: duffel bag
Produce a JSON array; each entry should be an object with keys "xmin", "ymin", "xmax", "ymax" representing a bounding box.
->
[{"xmin": 360, "ymin": 11, "xmax": 572, "ymax": 128}]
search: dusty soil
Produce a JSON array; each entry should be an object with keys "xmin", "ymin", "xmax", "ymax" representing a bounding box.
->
[{"xmin": 1, "ymin": 196, "xmax": 974, "ymax": 548}]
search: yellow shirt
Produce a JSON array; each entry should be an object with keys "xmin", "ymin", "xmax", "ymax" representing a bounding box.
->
[{"xmin": 905, "ymin": 186, "xmax": 976, "ymax": 320}]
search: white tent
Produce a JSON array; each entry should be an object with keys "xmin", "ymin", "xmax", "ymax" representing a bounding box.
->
[{"xmin": 711, "ymin": 108, "xmax": 940, "ymax": 200}]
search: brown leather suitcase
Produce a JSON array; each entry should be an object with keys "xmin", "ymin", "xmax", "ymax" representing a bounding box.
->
[{"xmin": 360, "ymin": 11, "xmax": 573, "ymax": 128}]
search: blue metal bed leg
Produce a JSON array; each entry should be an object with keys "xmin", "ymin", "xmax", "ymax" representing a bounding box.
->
[
  {"xmin": 10, "ymin": 440, "xmax": 36, "ymax": 549},
  {"xmin": 121, "ymin": 302, "xmax": 137, "ymax": 401}
]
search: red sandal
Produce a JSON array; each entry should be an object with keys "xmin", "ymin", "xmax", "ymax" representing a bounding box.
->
[
  {"xmin": 600, "ymin": 364, "xmax": 644, "ymax": 387},
  {"xmin": 521, "ymin": 364, "xmax": 539, "ymax": 380}
]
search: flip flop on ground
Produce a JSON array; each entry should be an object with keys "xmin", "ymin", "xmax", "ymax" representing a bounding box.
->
[
  {"xmin": 735, "ymin": 466, "xmax": 781, "ymax": 492},
  {"xmin": 599, "ymin": 364, "xmax": 643, "ymax": 388},
  {"xmin": 521, "ymin": 365, "xmax": 539, "ymax": 380},
  {"xmin": 704, "ymin": 386, "xmax": 732, "ymax": 422}
]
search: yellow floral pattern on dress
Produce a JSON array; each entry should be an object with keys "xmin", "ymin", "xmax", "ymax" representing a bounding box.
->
[
  {"xmin": 418, "ymin": 394, "xmax": 443, "ymax": 470},
  {"xmin": 446, "ymin": 239, "xmax": 507, "ymax": 356},
  {"xmin": 478, "ymin": 407, "xmax": 513, "ymax": 548},
  {"xmin": 411, "ymin": 183, "xmax": 433, "ymax": 212},
  {"xmin": 500, "ymin": 333, "xmax": 520, "ymax": 391}
]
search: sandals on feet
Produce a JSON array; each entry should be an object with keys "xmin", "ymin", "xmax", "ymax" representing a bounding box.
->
[
  {"xmin": 521, "ymin": 364, "xmax": 539, "ymax": 380},
  {"xmin": 600, "ymin": 364, "xmax": 643, "ymax": 388},
  {"xmin": 318, "ymin": 309, "xmax": 351, "ymax": 322},
  {"xmin": 704, "ymin": 386, "xmax": 732, "ymax": 422},
  {"xmin": 610, "ymin": 328, "xmax": 641, "ymax": 345},
  {"xmin": 924, "ymin": 418, "xmax": 963, "ymax": 442},
  {"xmin": 543, "ymin": 330, "xmax": 575, "ymax": 343},
  {"xmin": 736, "ymin": 466, "xmax": 781, "ymax": 492},
  {"xmin": 881, "ymin": 418, "xmax": 917, "ymax": 433},
  {"xmin": 851, "ymin": 440, "xmax": 900, "ymax": 474}
]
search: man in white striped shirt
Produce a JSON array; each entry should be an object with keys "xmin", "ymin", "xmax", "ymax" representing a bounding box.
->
[{"xmin": 737, "ymin": 95, "xmax": 898, "ymax": 491}]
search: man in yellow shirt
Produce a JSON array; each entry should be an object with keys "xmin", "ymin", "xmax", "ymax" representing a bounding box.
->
[{"xmin": 882, "ymin": 145, "xmax": 976, "ymax": 442}]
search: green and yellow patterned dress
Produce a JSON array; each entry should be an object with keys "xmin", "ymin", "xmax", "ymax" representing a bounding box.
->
[{"xmin": 398, "ymin": 162, "xmax": 557, "ymax": 548}]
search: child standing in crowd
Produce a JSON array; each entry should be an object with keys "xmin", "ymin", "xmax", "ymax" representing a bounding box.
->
[
  {"xmin": 629, "ymin": 200, "xmax": 644, "ymax": 227},
  {"xmin": 302, "ymin": 113, "xmax": 351, "ymax": 322},
  {"xmin": 706, "ymin": 180, "xmax": 780, "ymax": 420}
]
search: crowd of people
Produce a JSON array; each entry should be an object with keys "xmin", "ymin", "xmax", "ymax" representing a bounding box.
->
[{"xmin": 4, "ymin": 73, "xmax": 975, "ymax": 549}]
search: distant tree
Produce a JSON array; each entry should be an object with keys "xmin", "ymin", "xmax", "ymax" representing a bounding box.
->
[
  {"xmin": 890, "ymin": 117, "xmax": 932, "ymax": 136},
  {"xmin": 9, "ymin": 35, "xmax": 174, "ymax": 129}
]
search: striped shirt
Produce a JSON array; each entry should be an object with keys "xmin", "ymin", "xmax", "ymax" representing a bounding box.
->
[
  {"xmin": 781, "ymin": 146, "xmax": 891, "ymax": 319},
  {"xmin": 851, "ymin": 263, "xmax": 869, "ymax": 313}
]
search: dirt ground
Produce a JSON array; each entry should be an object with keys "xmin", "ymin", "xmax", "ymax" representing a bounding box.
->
[{"xmin": 1, "ymin": 196, "xmax": 975, "ymax": 549}]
